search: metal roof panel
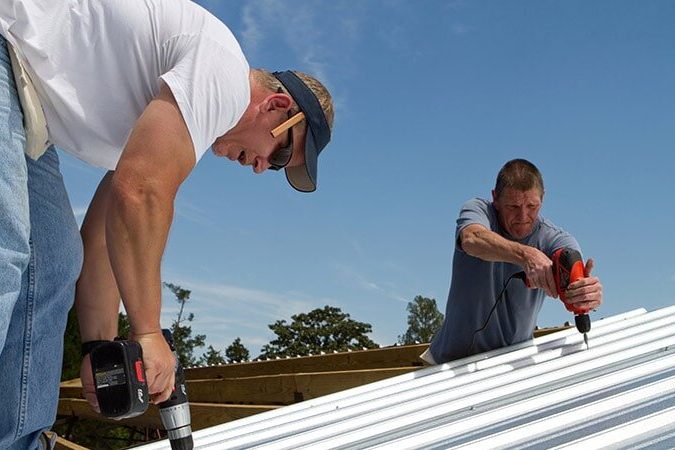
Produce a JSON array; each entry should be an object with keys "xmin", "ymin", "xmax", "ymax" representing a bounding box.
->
[{"xmin": 138, "ymin": 306, "xmax": 675, "ymax": 449}]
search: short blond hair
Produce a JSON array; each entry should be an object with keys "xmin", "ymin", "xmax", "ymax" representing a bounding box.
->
[{"xmin": 252, "ymin": 68, "xmax": 334, "ymax": 130}]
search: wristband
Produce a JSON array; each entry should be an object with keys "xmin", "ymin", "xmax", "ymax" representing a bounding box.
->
[{"xmin": 81, "ymin": 340, "xmax": 110, "ymax": 357}]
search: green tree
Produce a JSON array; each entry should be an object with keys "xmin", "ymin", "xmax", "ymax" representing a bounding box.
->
[
  {"xmin": 61, "ymin": 308, "xmax": 134, "ymax": 381},
  {"xmin": 225, "ymin": 337, "xmax": 250, "ymax": 363},
  {"xmin": 62, "ymin": 308, "xmax": 83, "ymax": 381},
  {"xmin": 260, "ymin": 305, "xmax": 378, "ymax": 358},
  {"xmin": 117, "ymin": 311, "xmax": 131, "ymax": 338},
  {"xmin": 398, "ymin": 295, "xmax": 444, "ymax": 345},
  {"xmin": 199, "ymin": 345, "xmax": 226, "ymax": 365},
  {"xmin": 163, "ymin": 282, "xmax": 206, "ymax": 367}
]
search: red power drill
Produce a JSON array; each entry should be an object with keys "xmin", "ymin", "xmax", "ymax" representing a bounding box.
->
[
  {"xmin": 552, "ymin": 248, "xmax": 591, "ymax": 348},
  {"xmin": 519, "ymin": 247, "xmax": 591, "ymax": 348}
]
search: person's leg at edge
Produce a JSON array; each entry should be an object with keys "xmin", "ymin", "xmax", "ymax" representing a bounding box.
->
[
  {"xmin": 0, "ymin": 34, "xmax": 84, "ymax": 449},
  {"xmin": 4, "ymin": 146, "xmax": 83, "ymax": 450},
  {"xmin": 0, "ymin": 33, "xmax": 32, "ymax": 449}
]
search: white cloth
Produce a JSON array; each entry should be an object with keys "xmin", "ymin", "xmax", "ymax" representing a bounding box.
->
[
  {"xmin": 7, "ymin": 41, "xmax": 49, "ymax": 160},
  {"xmin": 0, "ymin": 0, "xmax": 250, "ymax": 169}
]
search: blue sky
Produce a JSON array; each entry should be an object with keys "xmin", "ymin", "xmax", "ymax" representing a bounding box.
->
[{"xmin": 59, "ymin": 0, "xmax": 675, "ymax": 359}]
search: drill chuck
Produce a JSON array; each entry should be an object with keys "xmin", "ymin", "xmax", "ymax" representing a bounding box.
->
[
  {"xmin": 160, "ymin": 329, "xmax": 194, "ymax": 450},
  {"xmin": 159, "ymin": 403, "xmax": 193, "ymax": 450},
  {"xmin": 575, "ymin": 313, "xmax": 591, "ymax": 334}
]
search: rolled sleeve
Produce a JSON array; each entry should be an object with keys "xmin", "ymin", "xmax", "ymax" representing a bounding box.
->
[{"xmin": 455, "ymin": 198, "xmax": 493, "ymax": 251}]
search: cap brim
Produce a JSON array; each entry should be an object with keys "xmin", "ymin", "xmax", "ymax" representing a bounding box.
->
[
  {"xmin": 284, "ymin": 125, "xmax": 318, "ymax": 193},
  {"xmin": 273, "ymin": 70, "xmax": 330, "ymax": 193}
]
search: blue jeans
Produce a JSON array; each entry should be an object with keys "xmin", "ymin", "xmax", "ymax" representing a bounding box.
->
[{"xmin": 0, "ymin": 35, "xmax": 83, "ymax": 449}]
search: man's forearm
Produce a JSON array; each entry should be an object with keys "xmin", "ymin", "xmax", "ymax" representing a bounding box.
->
[
  {"xmin": 461, "ymin": 225, "xmax": 529, "ymax": 266},
  {"xmin": 76, "ymin": 172, "xmax": 121, "ymax": 342},
  {"xmin": 106, "ymin": 176, "xmax": 174, "ymax": 336},
  {"xmin": 76, "ymin": 247, "xmax": 121, "ymax": 341},
  {"xmin": 461, "ymin": 224, "xmax": 557, "ymax": 296}
]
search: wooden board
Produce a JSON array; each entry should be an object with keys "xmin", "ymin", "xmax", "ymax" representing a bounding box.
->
[
  {"xmin": 55, "ymin": 436, "xmax": 90, "ymax": 450},
  {"xmin": 185, "ymin": 344, "xmax": 429, "ymax": 380},
  {"xmin": 61, "ymin": 366, "xmax": 417, "ymax": 406},
  {"xmin": 187, "ymin": 366, "xmax": 418, "ymax": 405},
  {"xmin": 57, "ymin": 399, "xmax": 278, "ymax": 430}
]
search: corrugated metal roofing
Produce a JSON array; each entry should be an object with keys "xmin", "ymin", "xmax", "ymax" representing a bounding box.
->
[{"xmin": 139, "ymin": 306, "xmax": 675, "ymax": 449}]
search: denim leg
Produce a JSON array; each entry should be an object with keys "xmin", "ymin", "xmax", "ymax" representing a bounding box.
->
[
  {"xmin": 0, "ymin": 36, "xmax": 84, "ymax": 449},
  {"xmin": 0, "ymin": 34, "xmax": 31, "ymax": 448},
  {"xmin": 4, "ymin": 147, "xmax": 83, "ymax": 450},
  {"xmin": 0, "ymin": 34, "xmax": 30, "ymax": 349}
]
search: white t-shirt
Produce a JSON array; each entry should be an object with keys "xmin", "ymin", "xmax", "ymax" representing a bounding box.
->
[{"xmin": 0, "ymin": 0, "xmax": 250, "ymax": 169}]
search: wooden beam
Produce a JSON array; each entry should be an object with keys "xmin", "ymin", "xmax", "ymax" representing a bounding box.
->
[
  {"xmin": 533, "ymin": 325, "xmax": 572, "ymax": 337},
  {"xmin": 54, "ymin": 436, "xmax": 89, "ymax": 450},
  {"xmin": 185, "ymin": 344, "xmax": 429, "ymax": 379},
  {"xmin": 57, "ymin": 399, "xmax": 278, "ymax": 430},
  {"xmin": 187, "ymin": 366, "xmax": 418, "ymax": 405},
  {"xmin": 62, "ymin": 366, "xmax": 418, "ymax": 406},
  {"xmin": 60, "ymin": 332, "xmax": 568, "ymax": 397}
]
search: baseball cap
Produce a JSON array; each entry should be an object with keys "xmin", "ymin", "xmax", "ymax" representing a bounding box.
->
[{"xmin": 272, "ymin": 71, "xmax": 331, "ymax": 193}]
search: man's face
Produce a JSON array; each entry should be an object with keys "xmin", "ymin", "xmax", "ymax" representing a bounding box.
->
[
  {"xmin": 212, "ymin": 121, "xmax": 305, "ymax": 174},
  {"xmin": 211, "ymin": 93, "xmax": 306, "ymax": 173},
  {"xmin": 492, "ymin": 187, "xmax": 543, "ymax": 239}
]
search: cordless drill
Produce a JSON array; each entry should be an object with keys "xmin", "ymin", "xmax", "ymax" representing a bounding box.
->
[
  {"xmin": 517, "ymin": 247, "xmax": 591, "ymax": 348},
  {"xmin": 551, "ymin": 247, "xmax": 591, "ymax": 349},
  {"xmin": 90, "ymin": 329, "xmax": 194, "ymax": 450}
]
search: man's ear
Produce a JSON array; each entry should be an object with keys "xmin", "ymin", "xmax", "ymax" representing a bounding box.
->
[
  {"xmin": 491, "ymin": 189, "xmax": 498, "ymax": 204},
  {"xmin": 261, "ymin": 93, "xmax": 293, "ymax": 112}
]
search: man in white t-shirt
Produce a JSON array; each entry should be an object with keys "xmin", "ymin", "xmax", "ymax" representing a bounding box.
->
[{"xmin": 0, "ymin": 1, "xmax": 334, "ymax": 447}]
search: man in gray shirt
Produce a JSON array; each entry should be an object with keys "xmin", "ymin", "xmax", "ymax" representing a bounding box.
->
[{"xmin": 423, "ymin": 159, "xmax": 603, "ymax": 364}]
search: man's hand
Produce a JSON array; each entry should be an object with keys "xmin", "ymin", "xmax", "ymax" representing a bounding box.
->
[
  {"xmin": 564, "ymin": 258, "xmax": 603, "ymax": 312},
  {"xmin": 131, "ymin": 331, "xmax": 176, "ymax": 404},
  {"xmin": 522, "ymin": 246, "xmax": 558, "ymax": 298},
  {"xmin": 80, "ymin": 354, "xmax": 100, "ymax": 413},
  {"xmin": 460, "ymin": 224, "xmax": 557, "ymax": 297}
]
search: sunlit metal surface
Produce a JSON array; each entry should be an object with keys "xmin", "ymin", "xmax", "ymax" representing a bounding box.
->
[{"xmin": 138, "ymin": 306, "xmax": 675, "ymax": 449}]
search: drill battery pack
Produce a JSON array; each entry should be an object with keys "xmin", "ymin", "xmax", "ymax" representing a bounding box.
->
[{"xmin": 90, "ymin": 340, "xmax": 149, "ymax": 419}]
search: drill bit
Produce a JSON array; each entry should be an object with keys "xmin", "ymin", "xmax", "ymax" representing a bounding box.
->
[{"xmin": 575, "ymin": 314, "xmax": 591, "ymax": 350}]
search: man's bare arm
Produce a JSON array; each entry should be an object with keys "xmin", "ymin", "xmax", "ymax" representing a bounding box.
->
[
  {"xmin": 75, "ymin": 171, "xmax": 122, "ymax": 412},
  {"xmin": 460, "ymin": 223, "xmax": 557, "ymax": 297},
  {"xmin": 98, "ymin": 83, "xmax": 194, "ymax": 402},
  {"xmin": 76, "ymin": 172, "xmax": 119, "ymax": 343}
]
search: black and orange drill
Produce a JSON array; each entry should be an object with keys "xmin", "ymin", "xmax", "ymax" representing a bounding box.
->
[{"xmin": 551, "ymin": 247, "xmax": 591, "ymax": 348}]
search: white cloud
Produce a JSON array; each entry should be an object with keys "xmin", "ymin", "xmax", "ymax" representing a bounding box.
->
[
  {"xmin": 158, "ymin": 274, "xmax": 338, "ymax": 353},
  {"xmin": 451, "ymin": 24, "xmax": 473, "ymax": 35},
  {"xmin": 241, "ymin": 2, "xmax": 264, "ymax": 54},
  {"xmin": 334, "ymin": 263, "xmax": 408, "ymax": 304},
  {"xmin": 174, "ymin": 200, "xmax": 216, "ymax": 228},
  {"xmin": 239, "ymin": 0, "xmax": 330, "ymax": 84},
  {"xmin": 72, "ymin": 205, "xmax": 88, "ymax": 227}
]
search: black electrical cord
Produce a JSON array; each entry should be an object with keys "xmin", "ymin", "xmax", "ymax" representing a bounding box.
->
[{"xmin": 466, "ymin": 272, "xmax": 525, "ymax": 356}]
